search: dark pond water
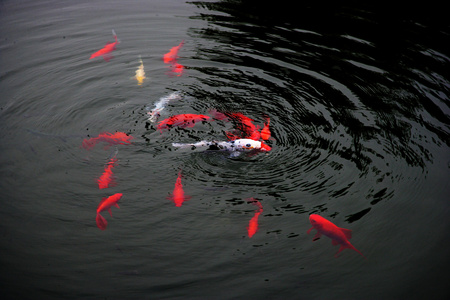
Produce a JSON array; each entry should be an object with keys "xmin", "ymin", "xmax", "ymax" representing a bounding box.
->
[{"xmin": 1, "ymin": 0, "xmax": 449, "ymax": 299}]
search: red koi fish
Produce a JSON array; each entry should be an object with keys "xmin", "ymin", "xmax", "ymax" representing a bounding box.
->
[
  {"xmin": 232, "ymin": 113, "xmax": 259, "ymax": 138},
  {"xmin": 96, "ymin": 193, "xmax": 122, "ymax": 230},
  {"xmin": 97, "ymin": 159, "xmax": 117, "ymax": 189},
  {"xmin": 163, "ymin": 41, "xmax": 184, "ymax": 76},
  {"xmin": 260, "ymin": 141, "xmax": 271, "ymax": 151},
  {"xmin": 208, "ymin": 109, "xmax": 229, "ymax": 121},
  {"xmin": 247, "ymin": 198, "xmax": 263, "ymax": 238},
  {"xmin": 307, "ymin": 214, "xmax": 365, "ymax": 258},
  {"xmin": 167, "ymin": 171, "xmax": 191, "ymax": 207},
  {"xmin": 90, "ymin": 30, "xmax": 119, "ymax": 61},
  {"xmin": 261, "ymin": 117, "xmax": 271, "ymax": 140},
  {"xmin": 82, "ymin": 132, "xmax": 133, "ymax": 150},
  {"xmin": 157, "ymin": 114, "xmax": 211, "ymax": 132},
  {"xmin": 224, "ymin": 113, "xmax": 261, "ymax": 141}
]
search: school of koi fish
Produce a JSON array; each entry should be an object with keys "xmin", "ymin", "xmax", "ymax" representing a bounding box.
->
[{"xmin": 85, "ymin": 30, "xmax": 364, "ymax": 257}]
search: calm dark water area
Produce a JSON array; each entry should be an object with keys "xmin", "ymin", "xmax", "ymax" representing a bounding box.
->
[{"xmin": 1, "ymin": 0, "xmax": 449, "ymax": 299}]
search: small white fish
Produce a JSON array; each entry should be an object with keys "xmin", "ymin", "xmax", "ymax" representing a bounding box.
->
[
  {"xmin": 147, "ymin": 91, "xmax": 182, "ymax": 123},
  {"xmin": 172, "ymin": 138, "xmax": 268, "ymax": 153},
  {"xmin": 134, "ymin": 56, "xmax": 146, "ymax": 85}
]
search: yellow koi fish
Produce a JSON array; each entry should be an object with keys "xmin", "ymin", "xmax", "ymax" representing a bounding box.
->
[{"xmin": 134, "ymin": 56, "xmax": 146, "ymax": 85}]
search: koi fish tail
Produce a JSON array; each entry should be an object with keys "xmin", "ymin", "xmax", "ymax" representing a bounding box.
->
[
  {"xmin": 351, "ymin": 245, "xmax": 366, "ymax": 258},
  {"xmin": 172, "ymin": 143, "xmax": 193, "ymax": 149},
  {"xmin": 96, "ymin": 213, "xmax": 108, "ymax": 230},
  {"xmin": 112, "ymin": 29, "xmax": 119, "ymax": 43},
  {"xmin": 335, "ymin": 244, "xmax": 366, "ymax": 258},
  {"xmin": 82, "ymin": 138, "xmax": 96, "ymax": 150}
]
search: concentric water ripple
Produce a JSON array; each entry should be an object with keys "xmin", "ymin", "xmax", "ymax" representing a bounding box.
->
[{"xmin": 1, "ymin": 1, "xmax": 449, "ymax": 298}]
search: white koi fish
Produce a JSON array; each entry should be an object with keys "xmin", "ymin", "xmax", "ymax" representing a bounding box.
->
[
  {"xmin": 147, "ymin": 91, "xmax": 182, "ymax": 123},
  {"xmin": 134, "ymin": 56, "xmax": 146, "ymax": 85},
  {"xmin": 172, "ymin": 138, "xmax": 270, "ymax": 153}
]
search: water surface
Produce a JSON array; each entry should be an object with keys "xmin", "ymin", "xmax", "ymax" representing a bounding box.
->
[{"xmin": 0, "ymin": 0, "xmax": 449, "ymax": 299}]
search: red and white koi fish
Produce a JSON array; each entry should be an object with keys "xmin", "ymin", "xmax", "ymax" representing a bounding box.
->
[
  {"xmin": 247, "ymin": 198, "xmax": 263, "ymax": 238},
  {"xmin": 163, "ymin": 41, "xmax": 184, "ymax": 76},
  {"xmin": 147, "ymin": 91, "xmax": 183, "ymax": 123},
  {"xmin": 82, "ymin": 132, "xmax": 133, "ymax": 150},
  {"xmin": 97, "ymin": 158, "xmax": 117, "ymax": 189},
  {"xmin": 157, "ymin": 114, "xmax": 211, "ymax": 132},
  {"xmin": 90, "ymin": 30, "xmax": 119, "ymax": 61},
  {"xmin": 167, "ymin": 171, "xmax": 191, "ymax": 207},
  {"xmin": 96, "ymin": 193, "xmax": 122, "ymax": 230},
  {"xmin": 307, "ymin": 214, "xmax": 365, "ymax": 258}
]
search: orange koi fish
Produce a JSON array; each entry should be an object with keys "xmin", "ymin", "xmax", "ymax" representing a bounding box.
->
[
  {"xmin": 307, "ymin": 214, "xmax": 365, "ymax": 258},
  {"xmin": 96, "ymin": 193, "xmax": 122, "ymax": 230},
  {"xmin": 157, "ymin": 114, "xmax": 211, "ymax": 132},
  {"xmin": 163, "ymin": 40, "xmax": 184, "ymax": 63},
  {"xmin": 90, "ymin": 30, "xmax": 119, "ymax": 62},
  {"xmin": 261, "ymin": 117, "xmax": 271, "ymax": 140},
  {"xmin": 97, "ymin": 159, "xmax": 117, "ymax": 189},
  {"xmin": 247, "ymin": 198, "xmax": 263, "ymax": 238},
  {"xmin": 82, "ymin": 132, "xmax": 133, "ymax": 150},
  {"xmin": 163, "ymin": 41, "xmax": 184, "ymax": 76},
  {"xmin": 167, "ymin": 171, "xmax": 191, "ymax": 207}
]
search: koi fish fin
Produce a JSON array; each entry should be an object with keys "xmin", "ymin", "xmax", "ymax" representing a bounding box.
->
[
  {"xmin": 108, "ymin": 208, "xmax": 113, "ymax": 217},
  {"xmin": 335, "ymin": 243, "xmax": 366, "ymax": 258},
  {"xmin": 82, "ymin": 138, "xmax": 97, "ymax": 150},
  {"xmin": 335, "ymin": 245, "xmax": 346, "ymax": 258},
  {"xmin": 354, "ymin": 248, "xmax": 366, "ymax": 258},
  {"xmin": 312, "ymin": 232, "xmax": 322, "ymax": 241},
  {"xmin": 103, "ymin": 53, "xmax": 113, "ymax": 62},
  {"xmin": 114, "ymin": 203, "xmax": 120, "ymax": 209},
  {"xmin": 332, "ymin": 239, "xmax": 340, "ymax": 246},
  {"xmin": 96, "ymin": 213, "xmax": 107, "ymax": 230},
  {"xmin": 340, "ymin": 228, "xmax": 352, "ymax": 240},
  {"xmin": 307, "ymin": 226, "xmax": 314, "ymax": 234},
  {"xmin": 349, "ymin": 244, "xmax": 366, "ymax": 258},
  {"xmin": 229, "ymin": 151, "xmax": 242, "ymax": 158}
]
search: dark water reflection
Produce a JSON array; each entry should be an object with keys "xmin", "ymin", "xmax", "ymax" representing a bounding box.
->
[
  {"xmin": 0, "ymin": 0, "xmax": 449, "ymax": 299},
  {"xmin": 186, "ymin": 1, "xmax": 449, "ymax": 195}
]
